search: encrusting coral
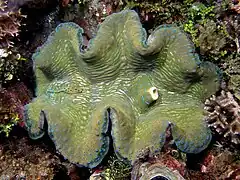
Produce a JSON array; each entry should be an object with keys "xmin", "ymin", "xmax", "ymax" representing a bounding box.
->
[
  {"xmin": 24, "ymin": 10, "xmax": 221, "ymax": 168},
  {"xmin": 204, "ymin": 90, "xmax": 240, "ymax": 145}
]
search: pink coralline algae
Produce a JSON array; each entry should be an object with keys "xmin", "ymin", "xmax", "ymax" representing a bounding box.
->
[
  {"xmin": 201, "ymin": 149, "xmax": 240, "ymax": 179},
  {"xmin": 0, "ymin": 82, "xmax": 32, "ymax": 124}
]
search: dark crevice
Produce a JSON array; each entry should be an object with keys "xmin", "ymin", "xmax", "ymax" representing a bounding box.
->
[{"xmin": 96, "ymin": 108, "xmax": 115, "ymax": 167}]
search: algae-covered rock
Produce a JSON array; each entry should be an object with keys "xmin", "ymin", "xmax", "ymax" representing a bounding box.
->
[
  {"xmin": 24, "ymin": 10, "xmax": 221, "ymax": 168},
  {"xmin": 225, "ymin": 54, "xmax": 240, "ymax": 99}
]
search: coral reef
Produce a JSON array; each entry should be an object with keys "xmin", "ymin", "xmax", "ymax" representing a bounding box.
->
[
  {"xmin": 0, "ymin": 0, "xmax": 30, "ymax": 90},
  {"xmin": 0, "ymin": 136, "xmax": 58, "ymax": 179},
  {"xmin": 0, "ymin": 127, "xmax": 66, "ymax": 179},
  {"xmin": 102, "ymin": 156, "xmax": 131, "ymax": 179},
  {"xmin": 0, "ymin": 82, "xmax": 32, "ymax": 136},
  {"xmin": 89, "ymin": 155, "xmax": 132, "ymax": 179},
  {"xmin": 204, "ymin": 90, "xmax": 240, "ymax": 145},
  {"xmin": 119, "ymin": 1, "xmax": 237, "ymax": 62},
  {"xmin": 86, "ymin": 0, "xmax": 116, "ymax": 23},
  {"xmin": 0, "ymin": 0, "xmax": 238, "ymax": 179},
  {"xmin": 197, "ymin": 19, "xmax": 227, "ymax": 59},
  {"xmin": 24, "ymin": 10, "xmax": 221, "ymax": 168},
  {"xmin": 0, "ymin": 126, "xmax": 93, "ymax": 179},
  {"xmin": 183, "ymin": 2, "xmax": 231, "ymax": 61},
  {"xmin": 123, "ymin": 0, "xmax": 186, "ymax": 27},
  {"xmin": 224, "ymin": 54, "xmax": 240, "ymax": 99},
  {"xmin": 200, "ymin": 148, "xmax": 240, "ymax": 179},
  {"xmin": 222, "ymin": 14, "xmax": 240, "ymax": 54},
  {"xmin": 23, "ymin": 0, "xmax": 58, "ymax": 9},
  {"xmin": 0, "ymin": 0, "xmax": 26, "ymax": 48},
  {"xmin": 60, "ymin": 0, "xmax": 122, "ymax": 45},
  {"xmin": 230, "ymin": 0, "xmax": 240, "ymax": 14},
  {"xmin": 0, "ymin": 48, "xmax": 27, "ymax": 87}
]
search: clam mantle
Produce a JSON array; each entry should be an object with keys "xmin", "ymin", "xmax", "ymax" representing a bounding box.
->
[{"xmin": 24, "ymin": 10, "xmax": 221, "ymax": 168}]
